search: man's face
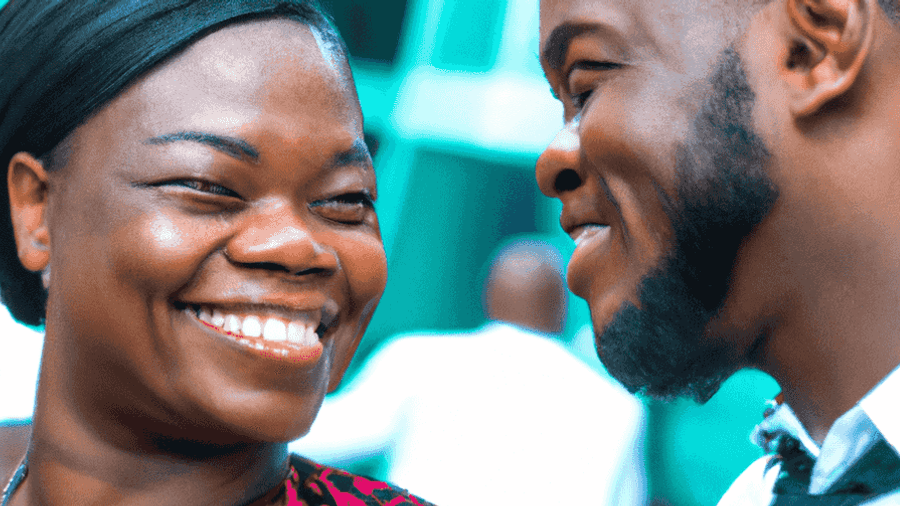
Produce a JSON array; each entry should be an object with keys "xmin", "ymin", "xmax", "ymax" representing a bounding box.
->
[{"xmin": 537, "ymin": 0, "xmax": 778, "ymax": 401}]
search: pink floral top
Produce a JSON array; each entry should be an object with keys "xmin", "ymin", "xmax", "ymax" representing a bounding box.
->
[{"xmin": 248, "ymin": 455, "xmax": 436, "ymax": 506}]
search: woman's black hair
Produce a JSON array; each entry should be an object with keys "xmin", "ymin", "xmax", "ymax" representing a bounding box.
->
[{"xmin": 0, "ymin": 0, "xmax": 349, "ymax": 326}]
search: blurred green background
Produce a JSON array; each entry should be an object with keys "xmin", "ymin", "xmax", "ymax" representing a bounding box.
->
[{"xmin": 0, "ymin": 0, "xmax": 781, "ymax": 504}]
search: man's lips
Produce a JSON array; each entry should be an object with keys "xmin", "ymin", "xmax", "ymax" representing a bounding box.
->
[
  {"xmin": 566, "ymin": 223, "xmax": 613, "ymax": 297},
  {"xmin": 570, "ymin": 223, "xmax": 610, "ymax": 247}
]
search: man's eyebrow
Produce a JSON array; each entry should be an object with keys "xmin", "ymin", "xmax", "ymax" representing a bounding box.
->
[
  {"xmin": 144, "ymin": 131, "xmax": 260, "ymax": 161},
  {"xmin": 331, "ymin": 138, "xmax": 372, "ymax": 170},
  {"xmin": 541, "ymin": 22, "xmax": 607, "ymax": 71}
]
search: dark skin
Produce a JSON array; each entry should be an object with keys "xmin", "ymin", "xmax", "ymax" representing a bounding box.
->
[
  {"xmin": 538, "ymin": 0, "xmax": 900, "ymax": 443},
  {"xmin": 2, "ymin": 19, "xmax": 387, "ymax": 506},
  {"xmin": 0, "ymin": 425, "xmax": 28, "ymax": 481}
]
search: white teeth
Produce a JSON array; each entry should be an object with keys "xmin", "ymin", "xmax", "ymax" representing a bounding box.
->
[
  {"xmin": 263, "ymin": 318, "xmax": 287, "ymax": 342},
  {"xmin": 287, "ymin": 322, "xmax": 318, "ymax": 346},
  {"xmin": 574, "ymin": 228, "xmax": 593, "ymax": 247},
  {"xmin": 194, "ymin": 306, "xmax": 321, "ymax": 347},
  {"xmin": 212, "ymin": 310, "xmax": 225, "ymax": 327},
  {"xmin": 242, "ymin": 315, "xmax": 262, "ymax": 338},
  {"xmin": 574, "ymin": 225, "xmax": 609, "ymax": 247},
  {"xmin": 224, "ymin": 314, "xmax": 242, "ymax": 333},
  {"xmin": 287, "ymin": 322, "xmax": 306, "ymax": 345}
]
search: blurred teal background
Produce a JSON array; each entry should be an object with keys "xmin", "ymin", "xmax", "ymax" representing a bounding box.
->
[{"xmin": 0, "ymin": 0, "xmax": 781, "ymax": 503}]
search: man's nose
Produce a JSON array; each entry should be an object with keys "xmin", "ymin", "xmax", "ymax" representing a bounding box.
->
[
  {"xmin": 225, "ymin": 202, "xmax": 338, "ymax": 277},
  {"xmin": 535, "ymin": 119, "xmax": 584, "ymax": 199}
]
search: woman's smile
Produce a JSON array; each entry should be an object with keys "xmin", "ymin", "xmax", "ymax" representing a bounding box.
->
[{"xmin": 176, "ymin": 300, "xmax": 337, "ymax": 363}]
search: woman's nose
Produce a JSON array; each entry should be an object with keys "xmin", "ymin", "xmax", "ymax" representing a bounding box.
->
[
  {"xmin": 535, "ymin": 119, "xmax": 584, "ymax": 199},
  {"xmin": 225, "ymin": 202, "xmax": 338, "ymax": 276}
]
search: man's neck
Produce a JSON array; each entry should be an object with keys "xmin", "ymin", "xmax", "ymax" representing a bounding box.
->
[
  {"xmin": 724, "ymin": 200, "xmax": 900, "ymax": 444},
  {"xmin": 757, "ymin": 273, "xmax": 900, "ymax": 444}
]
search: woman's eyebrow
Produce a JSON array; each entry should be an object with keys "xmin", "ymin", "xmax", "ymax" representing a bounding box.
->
[
  {"xmin": 331, "ymin": 138, "xmax": 372, "ymax": 170},
  {"xmin": 144, "ymin": 131, "xmax": 260, "ymax": 161}
]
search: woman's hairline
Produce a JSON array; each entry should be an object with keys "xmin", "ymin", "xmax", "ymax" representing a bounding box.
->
[{"xmin": 38, "ymin": 13, "xmax": 352, "ymax": 173}]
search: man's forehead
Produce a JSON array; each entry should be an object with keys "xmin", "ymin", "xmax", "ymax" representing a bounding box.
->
[
  {"xmin": 538, "ymin": 0, "xmax": 735, "ymax": 41},
  {"xmin": 539, "ymin": 0, "xmax": 734, "ymax": 22},
  {"xmin": 539, "ymin": 0, "xmax": 739, "ymax": 72},
  {"xmin": 539, "ymin": 0, "xmax": 630, "ymax": 38}
]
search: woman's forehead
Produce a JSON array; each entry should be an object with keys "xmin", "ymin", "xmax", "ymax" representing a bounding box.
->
[
  {"xmin": 165, "ymin": 20, "xmax": 345, "ymax": 91},
  {"xmin": 46, "ymin": 18, "xmax": 363, "ymax": 182},
  {"xmin": 111, "ymin": 20, "xmax": 358, "ymax": 135}
]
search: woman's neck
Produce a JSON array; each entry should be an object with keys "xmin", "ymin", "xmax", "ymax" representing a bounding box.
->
[{"xmin": 13, "ymin": 363, "xmax": 290, "ymax": 506}]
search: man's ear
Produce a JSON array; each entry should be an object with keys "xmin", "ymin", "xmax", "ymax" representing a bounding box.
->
[
  {"xmin": 8, "ymin": 152, "xmax": 51, "ymax": 273},
  {"xmin": 783, "ymin": 0, "xmax": 876, "ymax": 117}
]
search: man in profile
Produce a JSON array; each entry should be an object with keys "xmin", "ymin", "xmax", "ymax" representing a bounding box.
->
[{"xmin": 535, "ymin": 0, "xmax": 900, "ymax": 502}]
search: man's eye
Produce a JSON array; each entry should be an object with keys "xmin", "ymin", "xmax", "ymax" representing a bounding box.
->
[
  {"xmin": 310, "ymin": 192, "xmax": 376, "ymax": 224},
  {"xmin": 159, "ymin": 179, "xmax": 241, "ymax": 199},
  {"xmin": 570, "ymin": 90, "xmax": 593, "ymax": 110},
  {"xmin": 566, "ymin": 61, "xmax": 622, "ymax": 111}
]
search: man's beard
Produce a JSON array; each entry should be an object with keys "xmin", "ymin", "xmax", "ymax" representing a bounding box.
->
[{"xmin": 595, "ymin": 46, "xmax": 779, "ymax": 403}]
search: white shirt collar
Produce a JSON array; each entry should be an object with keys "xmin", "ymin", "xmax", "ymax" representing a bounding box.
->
[
  {"xmin": 858, "ymin": 364, "xmax": 900, "ymax": 453},
  {"xmin": 753, "ymin": 363, "xmax": 900, "ymax": 495}
]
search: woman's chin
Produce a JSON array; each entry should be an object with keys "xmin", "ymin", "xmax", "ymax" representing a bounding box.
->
[
  {"xmin": 225, "ymin": 415, "xmax": 315, "ymax": 444},
  {"xmin": 173, "ymin": 389, "xmax": 326, "ymax": 446}
]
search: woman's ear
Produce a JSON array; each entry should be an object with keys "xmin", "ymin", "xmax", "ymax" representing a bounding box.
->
[
  {"xmin": 8, "ymin": 152, "xmax": 51, "ymax": 273},
  {"xmin": 782, "ymin": 0, "xmax": 876, "ymax": 117}
]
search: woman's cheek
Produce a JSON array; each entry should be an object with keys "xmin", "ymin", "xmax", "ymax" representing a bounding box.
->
[
  {"xmin": 121, "ymin": 212, "xmax": 212, "ymax": 287},
  {"xmin": 342, "ymin": 232, "xmax": 387, "ymax": 311}
]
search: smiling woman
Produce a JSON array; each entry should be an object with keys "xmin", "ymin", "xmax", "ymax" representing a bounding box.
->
[{"xmin": 0, "ymin": 1, "xmax": 432, "ymax": 505}]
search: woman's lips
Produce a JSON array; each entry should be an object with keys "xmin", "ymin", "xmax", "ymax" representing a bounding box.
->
[{"xmin": 183, "ymin": 304, "xmax": 325, "ymax": 363}]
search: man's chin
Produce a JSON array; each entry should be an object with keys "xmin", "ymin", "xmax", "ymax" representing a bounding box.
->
[{"xmin": 591, "ymin": 292, "xmax": 734, "ymax": 404}]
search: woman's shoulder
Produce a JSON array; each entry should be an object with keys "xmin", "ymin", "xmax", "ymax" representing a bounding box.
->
[
  {"xmin": 287, "ymin": 454, "xmax": 436, "ymax": 506},
  {"xmin": 0, "ymin": 421, "xmax": 30, "ymax": 484}
]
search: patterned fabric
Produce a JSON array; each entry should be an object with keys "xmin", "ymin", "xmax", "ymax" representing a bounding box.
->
[
  {"xmin": 749, "ymin": 399, "xmax": 900, "ymax": 506},
  {"xmin": 767, "ymin": 432, "xmax": 900, "ymax": 506},
  {"xmin": 250, "ymin": 455, "xmax": 436, "ymax": 506}
]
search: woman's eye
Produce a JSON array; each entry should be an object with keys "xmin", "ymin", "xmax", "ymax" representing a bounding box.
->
[
  {"xmin": 158, "ymin": 179, "xmax": 241, "ymax": 199},
  {"xmin": 311, "ymin": 192, "xmax": 376, "ymax": 224},
  {"xmin": 566, "ymin": 61, "xmax": 622, "ymax": 111}
]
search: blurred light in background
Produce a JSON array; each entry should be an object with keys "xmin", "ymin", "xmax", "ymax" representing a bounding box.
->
[
  {"xmin": 0, "ymin": 305, "xmax": 42, "ymax": 421},
  {"xmin": 317, "ymin": 0, "xmax": 572, "ymax": 376}
]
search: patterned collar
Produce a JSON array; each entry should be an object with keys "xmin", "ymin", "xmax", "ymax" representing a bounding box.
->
[
  {"xmin": 2, "ymin": 454, "xmax": 434, "ymax": 506},
  {"xmin": 751, "ymin": 366, "xmax": 900, "ymax": 498}
]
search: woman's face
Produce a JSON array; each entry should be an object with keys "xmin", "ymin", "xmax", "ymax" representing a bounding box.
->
[{"xmin": 36, "ymin": 19, "xmax": 386, "ymax": 441}]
